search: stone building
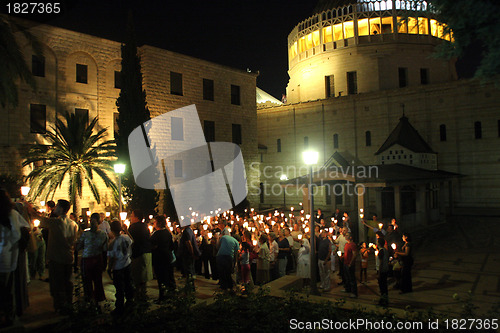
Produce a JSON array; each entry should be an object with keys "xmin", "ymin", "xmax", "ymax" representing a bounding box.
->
[
  {"xmin": 256, "ymin": 0, "xmax": 500, "ymax": 231},
  {"xmin": 0, "ymin": 18, "xmax": 259, "ymax": 214}
]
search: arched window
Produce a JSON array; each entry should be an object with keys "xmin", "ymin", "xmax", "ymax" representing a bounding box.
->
[
  {"xmin": 365, "ymin": 131, "xmax": 371, "ymax": 146},
  {"xmin": 439, "ymin": 124, "xmax": 447, "ymax": 141},
  {"xmin": 333, "ymin": 133, "xmax": 339, "ymax": 149}
]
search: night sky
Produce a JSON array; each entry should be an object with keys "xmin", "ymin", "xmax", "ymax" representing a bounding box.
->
[{"xmin": 7, "ymin": 0, "xmax": 318, "ymax": 99}]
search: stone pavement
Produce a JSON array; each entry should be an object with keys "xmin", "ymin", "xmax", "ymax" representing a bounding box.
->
[{"xmin": 2, "ymin": 216, "xmax": 499, "ymax": 332}]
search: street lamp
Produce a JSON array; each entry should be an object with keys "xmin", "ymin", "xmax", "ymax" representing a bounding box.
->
[
  {"xmin": 114, "ymin": 163, "xmax": 126, "ymax": 214},
  {"xmin": 303, "ymin": 150, "xmax": 320, "ymax": 296},
  {"xmin": 280, "ymin": 174, "xmax": 288, "ymax": 209}
]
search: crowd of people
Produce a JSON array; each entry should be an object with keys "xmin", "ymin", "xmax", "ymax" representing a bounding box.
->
[{"xmin": 0, "ymin": 189, "xmax": 414, "ymax": 328}]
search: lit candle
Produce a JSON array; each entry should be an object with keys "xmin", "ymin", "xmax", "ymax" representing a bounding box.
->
[
  {"xmin": 337, "ymin": 251, "xmax": 341, "ymax": 257},
  {"xmin": 167, "ymin": 221, "xmax": 171, "ymax": 227},
  {"xmin": 194, "ymin": 229, "xmax": 198, "ymax": 235},
  {"xmin": 369, "ymin": 243, "xmax": 374, "ymax": 248},
  {"xmin": 391, "ymin": 243, "xmax": 396, "ymax": 250},
  {"xmin": 378, "ymin": 223, "xmax": 383, "ymax": 230},
  {"xmin": 298, "ymin": 234, "xmax": 302, "ymax": 240},
  {"xmin": 360, "ymin": 213, "xmax": 364, "ymax": 219},
  {"xmin": 33, "ymin": 219, "xmax": 40, "ymax": 227},
  {"xmin": 169, "ymin": 227, "xmax": 174, "ymax": 232},
  {"xmin": 304, "ymin": 227, "xmax": 310, "ymax": 233},
  {"xmin": 20, "ymin": 186, "xmax": 30, "ymax": 196},
  {"xmin": 333, "ymin": 235, "xmax": 337, "ymax": 240},
  {"xmin": 120, "ymin": 212, "xmax": 127, "ymax": 221},
  {"xmin": 208, "ymin": 232, "xmax": 213, "ymax": 239},
  {"xmin": 375, "ymin": 250, "xmax": 379, "ymax": 256},
  {"xmin": 252, "ymin": 240, "xmax": 257, "ymax": 246},
  {"xmin": 148, "ymin": 225, "xmax": 154, "ymax": 234},
  {"xmin": 299, "ymin": 202, "xmax": 302, "ymax": 206},
  {"xmin": 203, "ymin": 224, "xmax": 208, "ymax": 230},
  {"xmin": 105, "ymin": 212, "xmax": 111, "ymax": 217},
  {"xmin": 265, "ymin": 228, "xmax": 269, "ymax": 233},
  {"xmin": 291, "ymin": 207, "xmax": 294, "ymax": 211},
  {"xmin": 86, "ymin": 211, "xmax": 91, "ymax": 217},
  {"xmin": 360, "ymin": 208, "xmax": 364, "ymax": 213},
  {"xmin": 40, "ymin": 201, "xmax": 45, "ymax": 207},
  {"xmin": 329, "ymin": 227, "xmax": 333, "ymax": 233},
  {"xmin": 124, "ymin": 220, "xmax": 130, "ymax": 228},
  {"xmin": 227, "ymin": 228, "xmax": 231, "ymax": 233},
  {"xmin": 149, "ymin": 215, "xmax": 153, "ymax": 220},
  {"xmin": 251, "ymin": 208, "xmax": 254, "ymax": 212},
  {"xmin": 251, "ymin": 227, "xmax": 255, "ymax": 232}
]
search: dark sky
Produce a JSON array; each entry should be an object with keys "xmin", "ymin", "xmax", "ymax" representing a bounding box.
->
[{"xmin": 10, "ymin": 0, "xmax": 318, "ymax": 99}]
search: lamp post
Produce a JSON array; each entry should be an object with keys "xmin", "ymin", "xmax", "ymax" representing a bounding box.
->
[
  {"xmin": 303, "ymin": 150, "xmax": 320, "ymax": 296},
  {"xmin": 114, "ymin": 163, "xmax": 126, "ymax": 214},
  {"xmin": 280, "ymin": 174, "xmax": 288, "ymax": 209}
]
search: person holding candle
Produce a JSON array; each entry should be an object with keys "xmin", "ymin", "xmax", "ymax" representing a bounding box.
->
[
  {"xmin": 394, "ymin": 233, "xmax": 413, "ymax": 294},
  {"xmin": 0, "ymin": 189, "xmax": 30, "ymax": 327},
  {"xmin": 107, "ymin": 220, "xmax": 134, "ymax": 316},
  {"xmin": 376, "ymin": 237, "xmax": 389, "ymax": 306},
  {"xmin": 215, "ymin": 232, "xmax": 239, "ymax": 290},
  {"xmin": 359, "ymin": 242, "xmax": 369, "ymax": 284},
  {"xmin": 150, "ymin": 215, "xmax": 176, "ymax": 302},
  {"xmin": 255, "ymin": 234, "xmax": 270, "ymax": 285},
  {"xmin": 128, "ymin": 209, "xmax": 153, "ymax": 301},
  {"xmin": 334, "ymin": 228, "xmax": 348, "ymax": 285},
  {"xmin": 342, "ymin": 233, "xmax": 358, "ymax": 298},
  {"xmin": 239, "ymin": 242, "xmax": 251, "ymax": 284},
  {"xmin": 277, "ymin": 229, "xmax": 290, "ymax": 278},
  {"xmin": 35, "ymin": 200, "xmax": 78, "ymax": 314},
  {"xmin": 77, "ymin": 213, "xmax": 108, "ymax": 305},
  {"xmin": 268, "ymin": 232, "xmax": 279, "ymax": 281},
  {"xmin": 317, "ymin": 230, "xmax": 332, "ymax": 291},
  {"xmin": 28, "ymin": 218, "xmax": 45, "ymax": 280},
  {"xmin": 296, "ymin": 234, "xmax": 310, "ymax": 282}
]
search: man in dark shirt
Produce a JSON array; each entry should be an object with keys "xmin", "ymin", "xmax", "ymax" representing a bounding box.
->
[
  {"xmin": 317, "ymin": 230, "xmax": 332, "ymax": 291},
  {"xmin": 150, "ymin": 215, "xmax": 175, "ymax": 301},
  {"xmin": 277, "ymin": 230, "xmax": 290, "ymax": 277},
  {"xmin": 178, "ymin": 224, "xmax": 201, "ymax": 290},
  {"xmin": 128, "ymin": 209, "xmax": 152, "ymax": 301}
]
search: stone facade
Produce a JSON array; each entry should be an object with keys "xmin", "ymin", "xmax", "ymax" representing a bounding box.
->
[{"xmin": 0, "ymin": 20, "xmax": 258, "ymax": 214}]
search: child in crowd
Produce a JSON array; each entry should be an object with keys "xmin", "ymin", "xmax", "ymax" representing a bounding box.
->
[
  {"xmin": 239, "ymin": 242, "xmax": 251, "ymax": 284},
  {"xmin": 359, "ymin": 242, "xmax": 369, "ymax": 283}
]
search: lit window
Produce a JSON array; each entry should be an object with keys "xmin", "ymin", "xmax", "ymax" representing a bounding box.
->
[
  {"xmin": 323, "ymin": 26, "xmax": 333, "ymax": 43},
  {"xmin": 430, "ymin": 19, "xmax": 438, "ymax": 36},
  {"xmin": 358, "ymin": 18, "xmax": 369, "ymax": 36},
  {"xmin": 333, "ymin": 23, "xmax": 343, "ymax": 41},
  {"xmin": 305, "ymin": 33, "xmax": 313, "ymax": 50},
  {"xmin": 418, "ymin": 17, "xmax": 429, "ymax": 34},
  {"xmin": 397, "ymin": 17, "xmax": 407, "ymax": 33},
  {"xmin": 369, "ymin": 17, "xmax": 381, "ymax": 35},
  {"xmin": 312, "ymin": 30, "xmax": 320, "ymax": 47},
  {"xmin": 408, "ymin": 17, "xmax": 418, "ymax": 34},
  {"xmin": 344, "ymin": 21, "xmax": 354, "ymax": 38},
  {"xmin": 381, "ymin": 17, "xmax": 393, "ymax": 34}
]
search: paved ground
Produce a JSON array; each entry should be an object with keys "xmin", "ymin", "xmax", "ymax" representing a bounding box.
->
[{"xmin": 2, "ymin": 216, "xmax": 499, "ymax": 332}]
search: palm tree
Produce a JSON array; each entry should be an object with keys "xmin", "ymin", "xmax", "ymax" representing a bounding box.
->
[{"xmin": 23, "ymin": 111, "xmax": 118, "ymax": 215}]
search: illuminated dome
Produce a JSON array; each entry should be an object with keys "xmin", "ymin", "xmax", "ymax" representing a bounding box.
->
[{"xmin": 286, "ymin": 0, "xmax": 456, "ymax": 103}]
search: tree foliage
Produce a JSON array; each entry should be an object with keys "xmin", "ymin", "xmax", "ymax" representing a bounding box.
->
[
  {"xmin": 0, "ymin": 15, "xmax": 41, "ymax": 108},
  {"xmin": 22, "ymin": 111, "xmax": 117, "ymax": 215},
  {"xmin": 431, "ymin": 0, "xmax": 500, "ymax": 80},
  {"xmin": 115, "ymin": 13, "xmax": 158, "ymax": 215}
]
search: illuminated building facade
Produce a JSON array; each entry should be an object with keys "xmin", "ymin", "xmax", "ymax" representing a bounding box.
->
[{"xmin": 257, "ymin": 0, "xmax": 500, "ymax": 227}]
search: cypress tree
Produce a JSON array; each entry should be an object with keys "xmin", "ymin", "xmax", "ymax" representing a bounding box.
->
[{"xmin": 115, "ymin": 13, "xmax": 158, "ymax": 215}]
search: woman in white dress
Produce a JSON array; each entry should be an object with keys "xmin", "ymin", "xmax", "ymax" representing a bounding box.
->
[{"xmin": 296, "ymin": 236, "xmax": 310, "ymax": 281}]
